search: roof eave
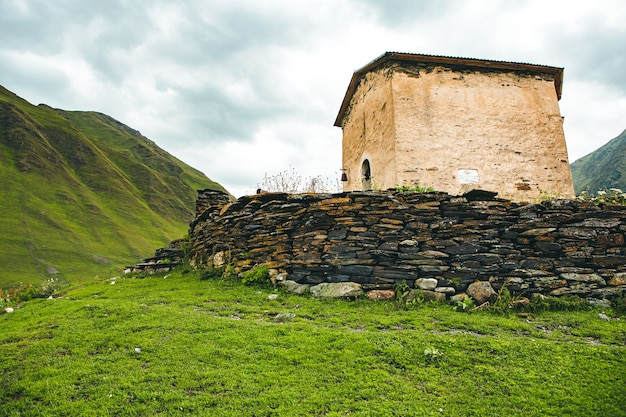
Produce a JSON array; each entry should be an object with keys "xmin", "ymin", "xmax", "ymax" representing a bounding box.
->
[{"xmin": 334, "ymin": 52, "xmax": 564, "ymax": 128}]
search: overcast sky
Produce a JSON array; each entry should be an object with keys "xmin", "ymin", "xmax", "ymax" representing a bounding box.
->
[{"xmin": 1, "ymin": 0, "xmax": 625, "ymax": 197}]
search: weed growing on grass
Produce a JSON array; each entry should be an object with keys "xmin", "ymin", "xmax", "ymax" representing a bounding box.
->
[
  {"xmin": 0, "ymin": 277, "xmax": 65, "ymax": 307},
  {"xmin": 605, "ymin": 290, "xmax": 626, "ymax": 317},
  {"xmin": 394, "ymin": 280, "xmax": 412, "ymax": 305},
  {"xmin": 179, "ymin": 237, "xmax": 192, "ymax": 260},
  {"xmin": 393, "ymin": 281, "xmax": 425, "ymax": 308},
  {"xmin": 423, "ymin": 346, "xmax": 442, "ymax": 365},
  {"xmin": 197, "ymin": 259, "xmax": 239, "ymax": 281},
  {"xmin": 525, "ymin": 295, "xmax": 592, "ymax": 313},
  {"xmin": 455, "ymin": 295, "xmax": 475, "ymax": 312},
  {"xmin": 240, "ymin": 265, "xmax": 271, "ymax": 287},
  {"xmin": 199, "ymin": 266, "xmax": 221, "ymax": 281},
  {"xmin": 490, "ymin": 285, "xmax": 515, "ymax": 315}
]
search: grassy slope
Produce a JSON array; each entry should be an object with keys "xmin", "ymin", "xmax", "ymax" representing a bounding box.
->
[
  {"xmin": 60, "ymin": 110, "xmax": 226, "ymax": 220},
  {"xmin": 0, "ymin": 86, "xmax": 226, "ymax": 287},
  {"xmin": 571, "ymin": 129, "xmax": 626, "ymax": 194},
  {"xmin": 1, "ymin": 270, "xmax": 625, "ymax": 416}
]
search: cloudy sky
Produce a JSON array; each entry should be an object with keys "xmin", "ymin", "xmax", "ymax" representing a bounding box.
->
[{"xmin": 1, "ymin": 0, "xmax": 625, "ymax": 197}]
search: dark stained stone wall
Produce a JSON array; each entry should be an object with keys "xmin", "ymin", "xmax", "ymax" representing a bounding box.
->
[{"xmin": 189, "ymin": 189, "xmax": 626, "ymax": 303}]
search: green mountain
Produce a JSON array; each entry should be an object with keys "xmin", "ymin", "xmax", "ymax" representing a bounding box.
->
[
  {"xmin": 571, "ymin": 129, "xmax": 626, "ymax": 195},
  {"xmin": 0, "ymin": 85, "xmax": 228, "ymax": 288}
]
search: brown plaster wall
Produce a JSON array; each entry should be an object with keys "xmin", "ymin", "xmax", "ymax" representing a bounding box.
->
[
  {"xmin": 340, "ymin": 64, "xmax": 574, "ymax": 201},
  {"xmin": 341, "ymin": 70, "xmax": 397, "ymax": 191}
]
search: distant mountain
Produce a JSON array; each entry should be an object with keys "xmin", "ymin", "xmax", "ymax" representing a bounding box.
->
[
  {"xmin": 0, "ymin": 85, "xmax": 228, "ymax": 287},
  {"xmin": 571, "ymin": 129, "xmax": 626, "ymax": 195}
]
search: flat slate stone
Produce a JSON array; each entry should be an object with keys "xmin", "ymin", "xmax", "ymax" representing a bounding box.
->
[
  {"xmin": 310, "ymin": 282, "xmax": 363, "ymax": 298},
  {"xmin": 281, "ymin": 280, "xmax": 310, "ymax": 295}
]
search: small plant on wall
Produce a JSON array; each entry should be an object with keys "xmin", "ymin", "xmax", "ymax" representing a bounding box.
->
[
  {"xmin": 257, "ymin": 166, "xmax": 341, "ymax": 194},
  {"xmin": 395, "ymin": 184, "xmax": 435, "ymax": 193},
  {"xmin": 578, "ymin": 188, "xmax": 626, "ymax": 205}
]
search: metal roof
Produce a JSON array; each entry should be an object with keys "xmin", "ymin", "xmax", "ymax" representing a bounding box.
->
[{"xmin": 334, "ymin": 52, "xmax": 564, "ymax": 127}]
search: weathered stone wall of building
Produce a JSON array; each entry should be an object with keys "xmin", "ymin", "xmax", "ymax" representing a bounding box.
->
[
  {"xmin": 340, "ymin": 63, "xmax": 575, "ymax": 201},
  {"xmin": 189, "ymin": 190, "xmax": 625, "ymax": 304},
  {"xmin": 341, "ymin": 69, "xmax": 398, "ymax": 191}
]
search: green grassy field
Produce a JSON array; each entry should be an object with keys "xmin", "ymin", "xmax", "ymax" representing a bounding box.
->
[{"xmin": 1, "ymin": 269, "xmax": 625, "ymax": 416}]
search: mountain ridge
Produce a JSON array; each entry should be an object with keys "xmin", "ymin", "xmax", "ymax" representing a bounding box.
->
[
  {"xmin": 0, "ymin": 85, "xmax": 227, "ymax": 287},
  {"xmin": 571, "ymin": 129, "xmax": 626, "ymax": 194}
]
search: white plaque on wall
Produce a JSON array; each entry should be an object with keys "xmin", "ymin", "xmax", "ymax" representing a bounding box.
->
[{"xmin": 458, "ymin": 169, "xmax": 479, "ymax": 184}]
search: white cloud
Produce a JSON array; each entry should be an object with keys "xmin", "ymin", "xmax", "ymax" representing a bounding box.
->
[{"xmin": 562, "ymin": 80, "xmax": 626, "ymax": 161}]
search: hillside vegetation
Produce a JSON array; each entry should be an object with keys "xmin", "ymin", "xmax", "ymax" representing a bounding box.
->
[
  {"xmin": 571, "ymin": 129, "xmax": 626, "ymax": 194},
  {"xmin": 1, "ymin": 270, "xmax": 624, "ymax": 416},
  {"xmin": 0, "ymin": 85, "xmax": 228, "ymax": 288}
]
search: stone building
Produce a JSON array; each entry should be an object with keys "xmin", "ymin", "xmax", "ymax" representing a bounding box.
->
[{"xmin": 334, "ymin": 52, "xmax": 575, "ymax": 201}]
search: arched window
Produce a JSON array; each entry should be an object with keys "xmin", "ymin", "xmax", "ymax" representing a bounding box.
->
[{"xmin": 361, "ymin": 159, "xmax": 372, "ymax": 190}]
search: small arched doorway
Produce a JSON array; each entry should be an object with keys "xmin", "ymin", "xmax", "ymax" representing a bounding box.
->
[{"xmin": 361, "ymin": 159, "xmax": 372, "ymax": 191}]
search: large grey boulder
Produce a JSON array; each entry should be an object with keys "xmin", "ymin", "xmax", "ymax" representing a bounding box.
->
[
  {"xmin": 310, "ymin": 282, "xmax": 363, "ymax": 298},
  {"xmin": 281, "ymin": 280, "xmax": 310, "ymax": 295}
]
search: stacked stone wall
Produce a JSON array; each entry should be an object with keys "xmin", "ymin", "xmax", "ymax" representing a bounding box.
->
[{"xmin": 189, "ymin": 190, "xmax": 626, "ymax": 303}]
